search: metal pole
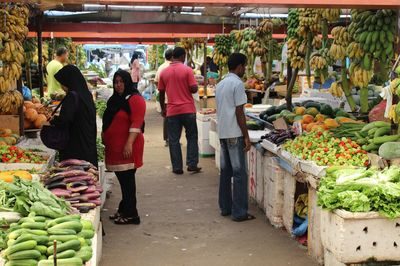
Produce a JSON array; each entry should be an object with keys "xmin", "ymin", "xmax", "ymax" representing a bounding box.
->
[
  {"xmin": 203, "ymin": 40, "xmax": 208, "ymax": 109},
  {"xmin": 16, "ymin": 79, "xmax": 23, "ymax": 136},
  {"xmin": 36, "ymin": 13, "xmax": 44, "ymax": 98}
]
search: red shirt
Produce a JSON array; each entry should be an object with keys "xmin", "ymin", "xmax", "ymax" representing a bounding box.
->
[
  {"xmin": 103, "ymin": 95, "xmax": 146, "ymax": 171},
  {"xmin": 158, "ymin": 61, "xmax": 197, "ymax": 117}
]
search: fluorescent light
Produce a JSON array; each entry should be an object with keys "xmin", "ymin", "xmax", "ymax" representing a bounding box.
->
[
  {"xmin": 241, "ymin": 13, "xmax": 288, "ymax": 18},
  {"xmin": 181, "ymin": 12, "xmax": 202, "ymax": 16}
]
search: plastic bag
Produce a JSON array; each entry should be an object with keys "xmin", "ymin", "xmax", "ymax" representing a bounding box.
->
[
  {"xmin": 22, "ymin": 85, "xmax": 32, "ymax": 100},
  {"xmin": 369, "ymin": 100, "xmax": 390, "ymax": 122}
]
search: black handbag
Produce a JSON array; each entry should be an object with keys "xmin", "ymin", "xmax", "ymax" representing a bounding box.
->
[{"xmin": 40, "ymin": 92, "xmax": 78, "ymax": 150}]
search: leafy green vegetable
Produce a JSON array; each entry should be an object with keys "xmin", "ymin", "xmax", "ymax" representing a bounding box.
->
[
  {"xmin": 96, "ymin": 138, "xmax": 105, "ymax": 162},
  {"xmin": 318, "ymin": 166, "xmax": 400, "ymax": 218},
  {"xmin": 95, "ymin": 100, "xmax": 107, "ymax": 118}
]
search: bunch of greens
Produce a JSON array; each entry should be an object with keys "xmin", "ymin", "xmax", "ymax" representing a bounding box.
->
[
  {"xmin": 97, "ymin": 137, "xmax": 105, "ymax": 162},
  {"xmin": 318, "ymin": 166, "xmax": 400, "ymax": 218},
  {"xmin": 95, "ymin": 100, "xmax": 107, "ymax": 118},
  {"xmin": 0, "ymin": 178, "xmax": 70, "ymax": 218}
]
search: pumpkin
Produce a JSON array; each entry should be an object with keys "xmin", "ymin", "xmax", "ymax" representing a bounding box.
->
[
  {"xmin": 34, "ymin": 114, "xmax": 47, "ymax": 129},
  {"xmin": 0, "ymin": 172, "xmax": 14, "ymax": 183},
  {"xmin": 24, "ymin": 118, "xmax": 33, "ymax": 129},
  {"xmin": 24, "ymin": 101, "xmax": 34, "ymax": 109},
  {"xmin": 25, "ymin": 108, "xmax": 38, "ymax": 122}
]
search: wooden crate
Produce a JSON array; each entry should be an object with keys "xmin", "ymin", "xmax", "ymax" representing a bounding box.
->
[{"xmin": 0, "ymin": 115, "xmax": 20, "ymax": 134}]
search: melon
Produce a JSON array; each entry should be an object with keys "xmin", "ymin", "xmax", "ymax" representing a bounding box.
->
[
  {"xmin": 25, "ymin": 108, "xmax": 38, "ymax": 122},
  {"xmin": 34, "ymin": 114, "xmax": 47, "ymax": 129}
]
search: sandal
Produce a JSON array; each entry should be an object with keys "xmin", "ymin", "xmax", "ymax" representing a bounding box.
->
[
  {"xmin": 232, "ymin": 214, "xmax": 256, "ymax": 222},
  {"xmin": 109, "ymin": 212, "xmax": 121, "ymax": 220},
  {"xmin": 114, "ymin": 216, "xmax": 141, "ymax": 225}
]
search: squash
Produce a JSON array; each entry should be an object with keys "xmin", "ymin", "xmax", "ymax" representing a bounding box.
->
[
  {"xmin": 302, "ymin": 114, "xmax": 314, "ymax": 124},
  {"xmin": 0, "ymin": 172, "xmax": 15, "ymax": 182},
  {"xmin": 34, "ymin": 114, "xmax": 47, "ymax": 129},
  {"xmin": 314, "ymin": 114, "xmax": 326, "ymax": 123},
  {"xmin": 25, "ymin": 108, "xmax": 38, "ymax": 122},
  {"xmin": 324, "ymin": 118, "xmax": 340, "ymax": 129},
  {"xmin": 379, "ymin": 142, "xmax": 400, "ymax": 159},
  {"xmin": 12, "ymin": 171, "xmax": 32, "ymax": 180},
  {"xmin": 24, "ymin": 101, "xmax": 34, "ymax": 109}
]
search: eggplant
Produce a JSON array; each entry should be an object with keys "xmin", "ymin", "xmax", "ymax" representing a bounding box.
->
[
  {"xmin": 67, "ymin": 186, "xmax": 89, "ymax": 193},
  {"xmin": 59, "ymin": 159, "xmax": 92, "ymax": 167},
  {"xmin": 71, "ymin": 202, "xmax": 96, "ymax": 208},
  {"xmin": 47, "ymin": 181, "xmax": 67, "ymax": 190},
  {"xmin": 85, "ymin": 185, "xmax": 97, "ymax": 193},
  {"xmin": 50, "ymin": 188, "xmax": 72, "ymax": 198},
  {"xmin": 89, "ymin": 199, "xmax": 101, "ymax": 206},
  {"xmin": 67, "ymin": 181, "xmax": 88, "ymax": 188},
  {"xmin": 63, "ymin": 175, "xmax": 93, "ymax": 183}
]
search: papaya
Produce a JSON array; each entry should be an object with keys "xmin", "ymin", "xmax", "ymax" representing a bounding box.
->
[
  {"xmin": 324, "ymin": 118, "xmax": 340, "ymax": 129},
  {"xmin": 305, "ymin": 107, "xmax": 319, "ymax": 117},
  {"xmin": 302, "ymin": 114, "xmax": 314, "ymax": 124},
  {"xmin": 315, "ymin": 114, "xmax": 326, "ymax": 123},
  {"xmin": 294, "ymin": 106, "xmax": 306, "ymax": 115}
]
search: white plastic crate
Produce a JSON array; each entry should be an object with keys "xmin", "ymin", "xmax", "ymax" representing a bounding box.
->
[
  {"xmin": 256, "ymin": 149, "xmax": 264, "ymax": 209},
  {"xmin": 282, "ymin": 170, "xmax": 296, "ymax": 235},
  {"xmin": 197, "ymin": 119, "xmax": 211, "ymax": 140},
  {"xmin": 198, "ymin": 139, "xmax": 215, "ymax": 156},
  {"xmin": 264, "ymin": 157, "xmax": 284, "ymax": 227},
  {"xmin": 209, "ymin": 130, "xmax": 219, "ymax": 150},
  {"xmin": 215, "ymin": 148, "xmax": 220, "ymax": 170},
  {"xmin": 321, "ymin": 209, "xmax": 400, "ymax": 264},
  {"xmin": 248, "ymin": 145, "xmax": 257, "ymax": 201},
  {"xmin": 308, "ymin": 187, "xmax": 324, "ymax": 265}
]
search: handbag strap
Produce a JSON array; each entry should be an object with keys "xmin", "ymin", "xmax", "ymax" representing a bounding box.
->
[{"xmin": 48, "ymin": 91, "xmax": 79, "ymax": 121}]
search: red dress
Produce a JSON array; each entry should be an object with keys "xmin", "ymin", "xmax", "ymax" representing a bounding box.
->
[{"xmin": 104, "ymin": 95, "xmax": 146, "ymax": 171}]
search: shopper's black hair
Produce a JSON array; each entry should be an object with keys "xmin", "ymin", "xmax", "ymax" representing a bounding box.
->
[{"xmin": 228, "ymin": 53, "xmax": 247, "ymax": 71}]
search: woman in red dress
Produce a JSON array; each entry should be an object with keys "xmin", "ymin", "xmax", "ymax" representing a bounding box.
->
[{"xmin": 102, "ymin": 69, "xmax": 146, "ymax": 225}]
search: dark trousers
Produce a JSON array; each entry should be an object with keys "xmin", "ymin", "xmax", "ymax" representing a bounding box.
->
[
  {"xmin": 163, "ymin": 117, "xmax": 168, "ymax": 141},
  {"xmin": 115, "ymin": 169, "xmax": 138, "ymax": 218},
  {"xmin": 167, "ymin": 113, "xmax": 199, "ymax": 171}
]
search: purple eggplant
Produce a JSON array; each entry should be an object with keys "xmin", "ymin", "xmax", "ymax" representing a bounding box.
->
[
  {"xmin": 71, "ymin": 202, "xmax": 96, "ymax": 208},
  {"xmin": 89, "ymin": 199, "xmax": 101, "ymax": 206},
  {"xmin": 85, "ymin": 185, "xmax": 97, "ymax": 193},
  {"xmin": 63, "ymin": 175, "xmax": 93, "ymax": 183},
  {"xmin": 47, "ymin": 181, "xmax": 67, "ymax": 190},
  {"xmin": 67, "ymin": 186, "xmax": 89, "ymax": 193},
  {"xmin": 50, "ymin": 188, "xmax": 72, "ymax": 198}
]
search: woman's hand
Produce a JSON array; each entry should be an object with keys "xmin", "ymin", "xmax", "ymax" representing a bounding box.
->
[{"xmin": 123, "ymin": 141, "xmax": 133, "ymax": 159}]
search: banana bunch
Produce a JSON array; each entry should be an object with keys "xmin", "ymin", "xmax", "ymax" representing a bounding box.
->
[
  {"xmin": 310, "ymin": 48, "xmax": 330, "ymax": 83},
  {"xmin": 287, "ymin": 38, "xmax": 306, "ymax": 70},
  {"xmin": 287, "ymin": 9, "xmax": 299, "ymax": 39},
  {"xmin": 310, "ymin": 54, "xmax": 328, "ymax": 70},
  {"xmin": 390, "ymin": 78, "xmax": 400, "ymax": 95},
  {"xmin": 297, "ymin": 8, "xmax": 322, "ymax": 37},
  {"xmin": 329, "ymin": 82, "xmax": 344, "ymax": 97},
  {"xmin": 388, "ymin": 104, "xmax": 399, "ymax": 122},
  {"xmin": 346, "ymin": 42, "xmax": 365, "ymax": 59},
  {"xmin": 0, "ymin": 90, "xmax": 23, "ymax": 114},
  {"xmin": 348, "ymin": 9, "xmax": 397, "ymax": 63},
  {"xmin": 214, "ymin": 34, "xmax": 233, "ymax": 56},
  {"xmin": 256, "ymin": 19, "xmax": 274, "ymax": 36},
  {"xmin": 349, "ymin": 62, "xmax": 374, "ymax": 88},
  {"xmin": 331, "ymin": 26, "xmax": 351, "ymax": 47},
  {"xmin": 312, "ymin": 35, "xmax": 322, "ymax": 49},
  {"xmin": 212, "ymin": 51, "xmax": 228, "ymax": 66},
  {"xmin": 321, "ymin": 9, "xmax": 341, "ymax": 22},
  {"xmin": 180, "ymin": 38, "xmax": 195, "ymax": 51},
  {"xmin": 290, "ymin": 57, "xmax": 306, "ymax": 70},
  {"xmin": 1, "ymin": 62, "xmax": 22, "ymax": 84},
  {"xmin": 329, "ymin": 43, "xmax": 347, "ymax": 61},
  {"xmin": 0, "ymin": 40, "xmax": 24, "ymax": 64}
]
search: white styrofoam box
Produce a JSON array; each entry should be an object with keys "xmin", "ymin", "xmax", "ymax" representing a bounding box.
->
[
  {"xmin": 209, "ymin": 130, "xmax": 219, "ymax": 150},
  {"xmin": 264, "ymin": 157, "xmax": 284, "ymax": 227},
  {"xmin": 249, "ymin": 130, "xmax": 268, "ymax": 143},
  {"xmin": 248, "ymin": 145, "xmax": 257, "ymax": 201},
  {"xmin": 308, "ymin": 187, "xmax": 324, "ymax": 265},
  {"xmin": 300, "ymin": 160, "xmax": 326, "ymax": 178},
  {"xmin": 282, "ymin": 170, "xmax": 296, "ymax": 235},
  {"xmin": 215, "ymin": 148, "xmax": 220, "ymax": 170},
  {"xmin": 261, "ymin": 139, "xmax": 280, "ymax": 155},
  {"xmin": 210, "ymin": 118, "xmax": 218, "ymax": 132},
  {"xmin": 255, "ymin": 148, "xmax": 264, "ymax": 209},
  {"xmin": 321, "ymin": 209, "xmax": 400, "ymax": 264},
  {"xmin": 324, "ymin": 249, "xmax": 346, "ymax": 266},
  {"xmin": 196, "ymin": 112, "xmax": 216, "ymax": 122},
  {"xmin": 199, "ymin": 139, "xmax": 215, "ymax": 156},
  {"xmin": 197, "ymin": 119, "xmax": 211, "ymax": 140}
]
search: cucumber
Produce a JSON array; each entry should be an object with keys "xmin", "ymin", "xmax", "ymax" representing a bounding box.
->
[
  {"xmin": 48, "ymin": 249, "xmax": 76, "ymax": 260},
  {"xmin": 21, "ymin": 222, "xmax": 46, "ymax": 230},
  {"xmin": 359, "ymin": 131, "xmax": 368, "ymax": 137},
  {"xmin": 47, "ymin": 228, "xmax": 76, "ymax": 235},
  {"xmin": 35, "ymin": 245, "xmax": 48, "ymax": 255},
  {"xmin": 361, "ymin": 121, "xmax": 391, "ymax": 132},
  {"xmin": 373, "ymin": 135, "xmax": 400, "ymax": 145},
  {"xmin": 80, "ymin": 220, "xmax": 93, "ymax": 231},
  {"xmin": 33, "ymin": 216, "xmax": 47, "ymax": 223},
  {"xmin": 13, "ymin": 235, "xmax": 34, "ymax": 245},
  {"xmin": 49, "ymin": 235, "xmax": 79, "ymax": 243},
  {"xmin": 14, "ymin": 235, "xmax": 48, "ymax": 245},
  {"xmin": 374, "ymin": 127, "xmax": 391, "ymax": 138},
  {"xmin": 364, "ymin": 143, "xmax": 380, "ymax": 152},
  {"xmin": 356, "ymin": 138, "xmax": 367, "ymax": 145},
  {"xmin": 4, "ymin": 259, "xmax": 38, "ymax": 266},
  {"xmin": 7, "ymin": 239, "xmax": 16, "ymax": 247},
  {"xmin": 78, "ymin": 237, "xmax": 87, "ymax": 247},
  {"xmin": 8, "ymin": 229, "xmax": 29, "ymax": 240},
  {"xmin": 46, "ymin": 239, "xmax": 81, "ymax": 255},
  {"xmin": 38, "ymin": 257, "xmax": 83, "ymax": 266},
  {"xmin": 78, "ymin": 230, "xmax": 94, "ymax": 239},
  {"xmin": 49, "ymin": 221, "xmax": 82, "ymax": 233},
  {"xmin": 368, "ymin": 128, "xmax": 378, "ymax": 137},
  {"xmin": 3, "ymin": 240, "xmax": 37, "ymax": 256},
  {"xmin": 7, "ymin": 250, "xmax": 41, "ymax": 260},
  {"xmin": 76, "ymin": 246, "xmax": 93, "ymax": 263},
  {"xmin": 18, "ymin": 218, "xmax": 35, "ymax": 225},
  {"xmin": 46, "ymin": 215, "xmax": 81, "ymax": 228}
]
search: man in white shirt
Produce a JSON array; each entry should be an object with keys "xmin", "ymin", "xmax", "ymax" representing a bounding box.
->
[
  {"xmin": 155, "ymin": 49, "xmax": 173, "ymax": 147},
  {"xmin": 216, "ymin": 53, "xmax": 254, "ymax": 222}
]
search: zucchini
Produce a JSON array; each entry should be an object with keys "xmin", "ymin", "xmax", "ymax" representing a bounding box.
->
[
  {"xmin": 3, "ymin": 240, "xmax": 37, "ymax": 256},
  {"xmin": 361, "ymin": 121, "xmax": 391, "ymax": 132},
  {"xmin": 80, "ymin": 220, "xmax": 93, "ymax": 231},
  {"xmin": 33, "ymin": 216, "xmax": 47, "ymax": 223},
  {"xmin": 363, "ymin": 143, "xmax": 380, "ymax": 152},
  {"xmin": 48, "ymin": 235, "xmax": 78, "ymax": 243},
  {"xmin": 78, "ymin": 230, "xmax": 94, "ymax": 239},
  {"xmin": 38, "ymin": 257, "xmax": 83, "ymax": 266},
  {"xmin": 46, "ymin": 215, "xmax": 81, "ymax": 228},
  {"xmin": 368, "ymin": 128, "xmax": 378, "ymax": 137},
  {"xmin": 4, "ymin": 259, "xmax": 38, "ymax": 266},
  {"xmin": 359, "ymin": 131, "xmax": 368, "ymax": 137},
  {"xmin": 36, "ymin": 245, "xmax": 48, "ymax": 254},
  {"xmin": 13, "ymin": 235, "xmax": 34, "ymax": 245},
  {"xmin": 47, "ymin": 228, "xmax": 76, "ymax": 236},
  {"xmin": 48, "ymin": 249, "xmax": 76, "ymax": 260},
  {"xmin": 76, "ymin": 246, "xmax": 93, "ymax": 263},
  {"xmin": 21, "ymin": 222, "xmax": 46, "ymax": 230},
  {"xmin": 7, "ymin": 250, "xmax": 41, "ymax": 260},
  {"xmin": 46, "ymin": 239, "xmax": 81, "ymax": 255},
  {"xmin": 374, "ymin": 127, "xmax": 391, "ymax": 138},
  {"xmin": 18, "ymin": 218, "xmax": 35, "ymax": 225},
  {"xmin": 373, "ymin": 135, "xmax": 400, "ymax": 145},
  {"xmin": 49, "ymin": 221, "xmax": 82, "ymax": 233},
  {"xmin": 26, "ymin": 230, "xmax": 47, "ymax": 236}
]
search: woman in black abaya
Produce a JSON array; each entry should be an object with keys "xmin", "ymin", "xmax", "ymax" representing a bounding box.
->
[{"xmin": 51, "ymin": 65, "xmax": 98, "ymax": 167}]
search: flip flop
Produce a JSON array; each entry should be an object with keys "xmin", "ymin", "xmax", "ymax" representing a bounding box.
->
[
  {"xmin": 232, "ymin": 214, "xmax": 256, "ymax": 222},
  {"xmin": 114, "ymin": 216, "xmax": 141, "ymax": 225},
  {"xmin": 109, "ymin": 212, "xmax": 121, "ymax": 220}
]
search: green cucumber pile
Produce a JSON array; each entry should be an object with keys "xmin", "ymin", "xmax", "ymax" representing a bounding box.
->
[{"xmin": 2, "ymin": 213, "xmax": 95, "ymax": 266}]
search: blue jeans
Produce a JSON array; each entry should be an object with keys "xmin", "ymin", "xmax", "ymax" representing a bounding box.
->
[
  {"xmin": 219, "ymin": 137, "xmax": 248, "ymax": 219},
  {"xmin": 167, "ymin": 113, "xmax": 199, "ymax": 171}
]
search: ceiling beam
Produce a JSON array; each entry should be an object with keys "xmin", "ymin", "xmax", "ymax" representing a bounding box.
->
[
  {"xmin": 29, "ymin": 23, "xmax": 233, "ymax": 34},
  {"xmin": 14, "ymin": 0, "xmax": 400, "ymax": 8}
]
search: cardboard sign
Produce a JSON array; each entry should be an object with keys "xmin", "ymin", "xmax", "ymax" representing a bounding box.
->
[{"xmin": 273, "ymin": 117, "xmax": 288, "ymax": 130}]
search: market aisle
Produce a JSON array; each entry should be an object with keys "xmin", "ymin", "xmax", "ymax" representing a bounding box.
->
[{"xmin": 100, "ymin": 102, "xmax": 317, "ymax": 266}]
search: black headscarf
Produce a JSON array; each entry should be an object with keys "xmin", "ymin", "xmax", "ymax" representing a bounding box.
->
[
  {"xmin": 102, "ymin": 69, "xmax": 140, "ymax": 132},
  {"xmin": 54, "ymin": 65, "xmax": 96, "ymax": 118}
]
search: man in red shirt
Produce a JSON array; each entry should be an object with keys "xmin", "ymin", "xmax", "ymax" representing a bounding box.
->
[{"xmin": 158, "ymin": 47, "xmax": 201, "ymax": 175}]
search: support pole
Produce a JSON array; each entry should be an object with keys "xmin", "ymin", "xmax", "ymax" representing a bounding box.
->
[
  {"xmin": 203, "ymin": 40, "xmax": 208, "ymax": 109},
  {"xmin": 36, "ymin": 13, "xmax": 44, "ymax": 98},
  {"xmin": 16, "ymin": 79, "xmax": 23, "ymax": 136}
]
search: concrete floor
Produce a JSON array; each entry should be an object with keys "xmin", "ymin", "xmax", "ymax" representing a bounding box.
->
[{"xmin": 100, "ymin": 102, "xmax": 318, "ymax": 266}]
